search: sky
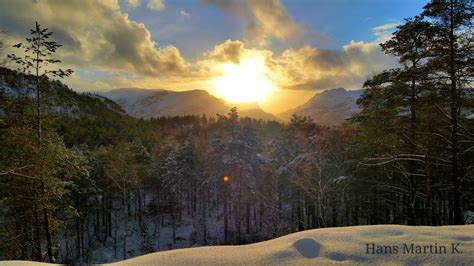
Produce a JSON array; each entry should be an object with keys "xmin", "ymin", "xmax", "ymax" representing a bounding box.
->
[{"xmin": 0, "ymin": 0, "xmax": 427, "ymax": 113}]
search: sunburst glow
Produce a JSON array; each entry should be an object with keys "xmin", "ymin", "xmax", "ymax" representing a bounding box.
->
[{"xmin": 213, "ymin": 55, "xmax": 276, "ymax": 103}]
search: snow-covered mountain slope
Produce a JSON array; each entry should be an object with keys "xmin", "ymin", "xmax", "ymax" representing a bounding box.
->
[
  {"xmin": 279, "ymin": 88, "xmax": 364, "ymax": 126},
  {"xmin": 103, "ymin": 88, "xmax": 281, "ymax": 121},
  {"xmin": 104, "ymin": 88, "xmax": 228, "ymax": 118},
  {"xmin": 110, "ymin": 224, "xmax": 473, "ymax": 265},
  {"xmin": 0, "ymin": 67, "xmax": 125, "ymax": 118}
]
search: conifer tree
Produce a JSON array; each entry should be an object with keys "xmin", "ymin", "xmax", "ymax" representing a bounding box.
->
[
  {"xmin": 363, "ymin": 16, "xmax": 436, "ymax": 225},
  {"xmin": 422, "ymin": 0, "xmax": 473, "ymax": 224},
  {"xmin": 7, "ymin": 21, "xmax": 73, "ymax": 261}
]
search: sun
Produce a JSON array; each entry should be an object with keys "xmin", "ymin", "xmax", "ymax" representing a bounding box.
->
[{"xmin": 212, "ymin": 55, "xmax": 276, "ymax": 103}]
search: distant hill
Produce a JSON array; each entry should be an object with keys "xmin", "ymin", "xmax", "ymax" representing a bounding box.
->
[
  {"xmin": 231, "ymin": 102, "xmax": 282, "ymax": 121},
  {"xmin": 0, "ymin": 67, "xmax": 125, "ymax": 119},
  {"xmin": 279, "ymin": 88, "xmax": 363, "ymax": 126},
  {"xmin": 103, "ymin": 88, "xmax": 282, "ymax": 121}
]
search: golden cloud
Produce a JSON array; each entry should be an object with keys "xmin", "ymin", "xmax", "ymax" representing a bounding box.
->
[
  {"xmin": 0, "ymin": 0, "xmax": 188, "ymax": 77},
  {"xmin": 0, "ymin": 0, "xmax": 398, "ymax": 96},
  {"xmin": 271, "ymin": 42, "xmax": 397, "ymax": 90},
  {"xmin": 147, "ymin": 0, "xmax": 165, "ymax": 11}
]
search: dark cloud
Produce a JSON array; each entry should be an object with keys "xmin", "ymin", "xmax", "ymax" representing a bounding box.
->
[
  {"xmin": 202, "ymin": 0, "xmax": 303, "ymax": 47},
  {"xmin": 272, "ymin": 43, "xmax": 398, "ymax": 90}
]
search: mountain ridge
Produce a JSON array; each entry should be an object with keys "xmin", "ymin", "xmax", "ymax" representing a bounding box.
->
[
  {"xmin": 0, "ymin": 67, "xmax": 126, "ymax": 119},
  {"xmin": 100, "ymin": 87, "xmax": 364, "ymax": 125},
  {"xmin": 278, "ymin": 88, "xmax": 364, "ymax": 126},
  {"xmin": 102, "ymin": 88, "xmax": 282, "ymax": 121}
]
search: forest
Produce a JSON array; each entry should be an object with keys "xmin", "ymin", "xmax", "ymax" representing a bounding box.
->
[{"xmin": 0, "ymin": 0, "xmax": 472, "ymax": 264}]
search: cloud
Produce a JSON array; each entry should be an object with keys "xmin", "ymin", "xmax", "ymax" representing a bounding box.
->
[
  {"xmin": 180, "ymin": 10, "xmax": 190, "ymax": 18},
  {"xmin": 195, "ymin": 38, "xmax": 396, "ymax": 92},
  {"xmin": 99, "ymin": 0, "xmax": 121, "ymax": 10},
  {"xmin": 372, "ymin": 23, "xmax": 399, "ymax": 31},
  {"xmin": 196, "ymin": 39, "xmax": 274, "ymax": 79},
  {"xmin": 147, "ymin": 0, "xmax": 165, "ymax": 11},
  {"xmin": 0, "ymin": 0, "xmax": 189, "ymax": 77},
  {"xmin": 203, "ymin": 39, "xmax": 246, "ymax": 64},
  {"xmin": 202, "ymin": 0, "xmax": 303, "ymax": 47},
  {"xmin": 270, "ymin": 41, "xmax": 397, "ymax": 90},
  {"xmin": 12, "ymin": 32, "xmax": 395, "ymax": 107},
  {"xmin": 0, "ymin": 0, "xmax": 399, "ymax": 97},
  {"xmin": 372, "ymin": 22, "xmax": 400, "ymax": 42},
  {"xmin": 126, "ymin": 0, "xmax": 141, "ymax": 8}
]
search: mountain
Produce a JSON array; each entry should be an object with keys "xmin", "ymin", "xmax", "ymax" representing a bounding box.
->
[
  {"xmin": 103, "ymin": 88, "xmax": 281, "ymax": 121},
  {"xmin": 279, "ymin": 88, "xmax": 364, "ymax": 126},
  {"xmin": 104, "ymin": 88, "xmax": 228, "ymax": 118},
  {"xmin": 231, "ymin": 102, "xmax": 282, "ymax": 121},
  {"xmin": 0, "ymin": 67, "xmax": 125, "ymax": 119}
]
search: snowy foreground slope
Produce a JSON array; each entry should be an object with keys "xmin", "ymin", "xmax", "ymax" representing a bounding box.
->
[
  {"xmin": 1, "ymin": 225, "xmax": 473, "ymax": 265},
  {"xmin": 115, "ymin": 225, "xmax": 473, "ymax": 265}
]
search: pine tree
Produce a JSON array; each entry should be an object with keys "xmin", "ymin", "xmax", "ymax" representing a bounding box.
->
[
  {"xmin": 3, "ymin": 22, "xmax": 74, "ymax": 262},
  {"xmin": 8, "ymin": 22, "xmax": 73, "ymax": 260},
  {"xmin": 422, "ymin": 0, "xmax": 473, "ymax": 224},
  {"xmin": 8, "ymin": 21, "xmax": 73, "ymax": 146},
  {"xmin": 353, "ymin": 0, "xmax": 473, "ymax": 225},
  {"xmin": 364, "ymin": 16, "xmax": 436, "ymax": 225}
]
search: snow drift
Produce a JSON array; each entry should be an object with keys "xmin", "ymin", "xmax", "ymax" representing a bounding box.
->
[
  {"xmin": 1, "ymin": 225, "xmax": 472, "ymax": 265},
  {"xmin": 111, "ymin": 225, "xmax": 473, "ymax": 265}
]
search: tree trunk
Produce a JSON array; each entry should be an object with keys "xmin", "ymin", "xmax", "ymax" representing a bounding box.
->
[
  {"xmin": 202, "ymin": 194, "xmax": 207, "ymax": 244},
  {"xmin": 448, "ymin": 5, "xmax": 463, "ymax": 224},
  {"xmin": 172, "ymin": 213, "xmax": 176, "ymax": 244},
  {"xmin": 40, "ymin": 181, "xmax": 53, "ymax": 262},
  {"xmin": 123, "ymin": 192, "xmax": 127, "ymax": 260},
  {"xmin": 137, "ymin": 189, "xmax": 142, "ymax": 227},
  {"xmin": 236, "ymin": 186, "xmax": 241, "ymax": 244},
  {"xmin": 34, "ymin": 21, "xmax": 52, "ymax": 263},
  {"xmin": 224, "ymin": 183, "xmax": 228, "ymax": 244},
  {"xmin": 407, "ymin": 76, "xmax": 417, "ymax": 225},
  {"xmin": 75, "ymin": 216, "xmax": 81, "ymax": 259},
  {"xmin": 34, "ymin": 214, "xmax": 42, "ymax": 262},
  {"xmin": 114, "ymin": 222, "xmax": 117, "ymax": 258},
  {"xmin": 246, "ymin": 203, "xmax": 250, "ymax": 235},
  {"xmin": 297, "ymin": 191, "xmax": 304, "ymax": 231}
]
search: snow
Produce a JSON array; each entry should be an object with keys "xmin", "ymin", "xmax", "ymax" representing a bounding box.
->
[
  {"xmin": 333, "ymin": 176, "xmax": 348, "ymax": 184},
  {"xmin": 109, "ymin": 225, "xmax": 474, "ymax": 265},
  {"xmin": 279, "ymin": 88, "xmax": 364, "ymax": 125},
  {"xmin": 103, "ymin": 88, "xmax": 229, "ymax": 119},
  {"xmin": 0, "ymin": 262, "xmax": 46, "ymax": 266},
  {"xmin": 1, "ymin": 225, "xmax": 473, "ymax": 265},
  {"xmin": 466, "ymin": 211, "xmax": 474, "ymax": 224},
  {"xmin": 277, "ymin": 165, "xmax": 289, "ymax": 175}
]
